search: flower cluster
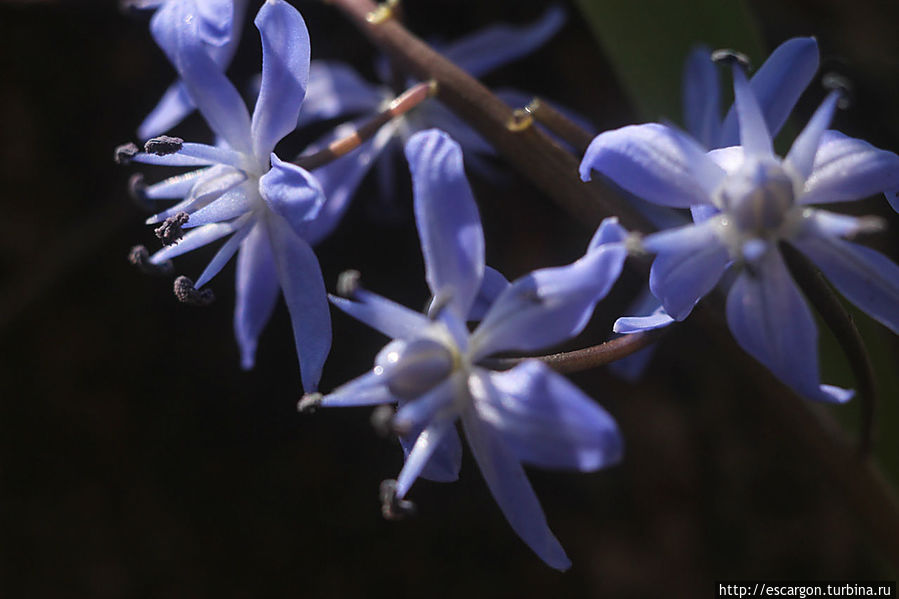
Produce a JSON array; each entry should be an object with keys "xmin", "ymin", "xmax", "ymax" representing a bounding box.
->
[{"xmin": 118, "ymin": 0, "xmax": 899, "ymax": 570}]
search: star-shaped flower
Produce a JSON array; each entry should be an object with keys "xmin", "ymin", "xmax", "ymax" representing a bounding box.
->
[
  {"xmin": 610, "ymin": 37, "xmax": 823, "ymax": 380},
  {"xmin": 581, "ymin": 57, "xmax": 899, "ymax": 403},
  {"xmin": 124, "ymin": 0, "xmax": 332, "ymax": 391},
  {"xmin": 314, "ymin": 129, "xmax": 627, "ymax": 569},
  {"xmin": 131, "ymin": 0, "xmax": 249, "ymax": 140}
]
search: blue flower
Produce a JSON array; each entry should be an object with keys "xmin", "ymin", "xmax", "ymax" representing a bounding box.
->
[
  {"xmin": 135, "ymin": 0, "xmax": 249, "ymax": 140},
  {"xmin": 293, "ymin": 6, "xmax": 569, "ymax": 218},
  {"xmin": 128, "ymin": 0, "xmax": 332, "ymax": 391},
  {"xmin": 610, "ymin": 38, "xmax": 822, "ymax": 379},
  {"xmin": 318, "ymin": 129, "xmax": 627, "ymax": 569},
  {"xmin": 581, "ymin": 59, "xmax": 899, "ymax": 403}
]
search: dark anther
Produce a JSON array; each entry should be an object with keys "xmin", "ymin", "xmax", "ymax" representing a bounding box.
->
[
  {"xmin": 370, "ymin": 405, "xmax": 396, "ymax": 437},
  {"xmin": 155, "ymin": 212, "xmax": 189, "ymax": 246},
  {"xmin": 114, "ymin": 142, "xmax": 139, "ymax": 164},
  {"xmin": 144, "ymin": 135, "xmax": 184, "ymax": 156},
  {"xmin": 822, "ymin": 73, "xmax": 854, "ymax": 109},
  {"xmin": 298, "ymin": 392, "xmax": 323, "ymax": 414},
  {"xmin": 379, "ymin": 479, "xmax": 416, "ymax": 521},
  {"xmin": 173, "ymin": 276, "xmax": 215, "ymax": 306},
  {"xmin": 711, "ymin": 48, "xmax": 751, "ymax": 71},
  {"xmin": 127, "ymin": 245, "xmax": 173, "ymax": 276},
  {"xmin": 128, "ymin": 173, "xmax": 152, "ymax": 210},
  {"xmin": 337, "ymin": 269, "xmax": 362, "ymax": 298}
]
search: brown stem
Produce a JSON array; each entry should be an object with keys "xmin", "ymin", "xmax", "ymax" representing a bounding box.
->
[
  {"xmin": 484, "ymin": 327, "xmax": 667, "ymax": 373},
  {"xmin": 324, "ymin": 0, "xmax": 653, "ymax": 233},
  {"xmin": 781, "ymin": 242, "xmax": 878, "ymax": 456},
  {"xmin": 525, "ymin": 97, "xmax": 595, "ymax": 155},
  {"xmin": 294, "ymin": 80, "xmax": 436, "ymax": 171}
]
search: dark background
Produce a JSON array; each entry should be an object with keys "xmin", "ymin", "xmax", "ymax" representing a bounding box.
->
[{"xmin": 2, "ymin": 0, "xmax": 899, "ymax": 596}]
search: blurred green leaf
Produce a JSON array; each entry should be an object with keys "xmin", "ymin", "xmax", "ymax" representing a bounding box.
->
[{"xmin": 574, "ymin": 0, "xmax": 765, "ymax": 122}]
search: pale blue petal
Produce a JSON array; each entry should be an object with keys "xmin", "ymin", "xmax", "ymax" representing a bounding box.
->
[
  {"xmin": 146, "ymin": 166, "xmax": 244, "ymax": 224},
  {"xmin": 195, "ymin": 0, "xmax": 234, "ymax": 46},
  {"xmin": 607, "ymin": 286, "xmax": 665, "ymax": 382},
  {"xmin": 730, "ymin": 65, "xmax": 773, "ymax": 158},
  {"xmin": 131, "ymin": 152, "xmax": 213, "ymax": 167},
  {"xmin": 690, "ymin": 204, "xmax": 720, "ymax": 224},
  {"xmin": 587, "ymin": 216, "xmax": 628, "ymax": 252},
  {"xmin": 396, "ymin": 417, "xmax": 459, "ymax": 497},
  {"xmin": 392, "ymin": 374, "xmax": 462, "ymax": 486},
  {"xmin": 442, "ymin": 5, "xmax": 565, "ymax": 78},
  {"xmin": 151, "ymin": 0, "xmax": 253, "ymax": 153},
  {"xmin": 251, "ymin": 0, "xmax": 311, "ymax": 158},
  {"xmin": 720, "ymin": 37, "xmax": 819, "ymax": 146},
  {"xmin": 472, "ymin": 363, "xmax": 623, "ymax": 471},
  {"xmin": 726, "ymin": 249, "xmax": 854, "ymax": 403},
  {"xmin": 707, "ymin": 145, "xmax": 745, "ymax": 174},
  {"xmin": 406, "ymin": 130, "xmax": 485, "ymax": 317},
  {"xmin": 799, "ymin": 209, "xmax": 885, "ymax": 239},
  {"xmin": 682, "ymin": 45, "xmax": 720, "ymax": 148},
  {"xmin": 393, "ymin": 375, "xmax": 461, "ymax": 489},
  {"xmin": 138, "ymin": 81, "xmax": 194, "ymax": 141},
  {"xmin": 471, "ymin": 241, "xmax": 628, "ymax": 359},
  {"xmin": 329, "ymin": 290, "xmax": 429, "ymax": 340},
  {"xmin": 234, "ymin": 224, "xmax": 281, "ymax": 369},
  {"xmin": 259, "ymin": 154, "xmax": 325, "ymax": 237},
  {"xmin": 175, "ymin": 142, "xmax": 246, "ymax": 168},
  {"xmin": 461, "ymin": 406, "xmax": 571, "ymax": 571},
  {"xmin": 144, "ymin": 168, "xmax": 209, "ymax": 200},
  {"xmin": 146, "ymin": 197, "xmax": 200, "ymax": 225},
  {"xmin": 889, "ymin": 189, "xmax": 899, "ymax": 213},
  {"xmin": 612, "ymin": 287, "xmax": 673, "ymax": 334},
  {"xmin": 149, "ymin": 214, "xmax": 252, "ymax": 264},
  {"xmin": 321, "ymin": 370, "xmax": 395, "ymax": 407},
  {"xmin": 194, "ymin": 219, "xmax": 254, "ymax": 288},
  {"xmin": 393, "ymin": 376, "xmax": 458, "ymax": 436},
  {"xmin": 184, "ymin": 185, "xmax": 253, "ymax": 228},
  {"xmin": 299, "ymin": 61, "xmax": 383, "ymax": 127},
  {"xmin": 468, "ymin": 266, "xmax": 511, "ymax": 322},
  {"xmin": 801, "ymin": 130, "xmax": 899, "ymax": 205},
  {"xmin": 265, "ymin": 214, "xmax": 331, "ymax": 392},
  {"xmin": 580, "ymin": 123, "xmax": 723, "ymax": 208},
  {"xmin": 644, "ymin": 218, "xmax": 731, "ymax": 320},
  {"xmin": 791, "ymin": 235, "xmax": 899, "ymax": 335},
  {"xmin": 785, "ymin": 91, "xmax": 840, "ymax": 182},
  {"xmin": 613, "ymin": 309, "xmax": 675, "ymax": 334}
]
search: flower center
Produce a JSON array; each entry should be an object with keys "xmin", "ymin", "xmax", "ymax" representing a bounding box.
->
[
  {"xmin": 719, "ymin": 159, "xmax": 796, "ymax": 237},
  {"xmin": 375, "ymin": 337, "xmax": 456, "ymax": 399}
]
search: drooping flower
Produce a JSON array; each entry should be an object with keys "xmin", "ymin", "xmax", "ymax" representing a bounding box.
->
[
  {"xmin": 130, "ymin": 0, "xmax": 249, "ymax": 140},
  {"xmin": 123, "ymin": 0, "xmax": 332, "ymax": 391},
  {"xmin": 292, "ymin": 6, "xmax": 570, "ymax": 215},
  {"xmin": 315, "ymin": 129, "xmax": 627, "ymax": 569},
  {"xmin": 581, "ymin": 56, "xmax": 899, "ymax": 403}
]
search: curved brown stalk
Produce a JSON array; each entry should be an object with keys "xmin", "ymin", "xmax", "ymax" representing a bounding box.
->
[{"xmin": 485, "ymin": 328, "xmax": 667, "ymax": 373}]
